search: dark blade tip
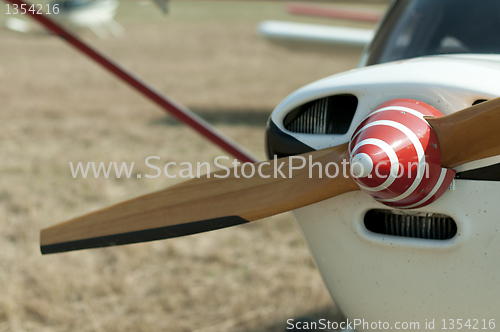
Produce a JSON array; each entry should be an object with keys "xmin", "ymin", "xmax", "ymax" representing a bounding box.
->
[{"xmin": 40, "ymin": 216, "xmax": 248, "ymax": 255}]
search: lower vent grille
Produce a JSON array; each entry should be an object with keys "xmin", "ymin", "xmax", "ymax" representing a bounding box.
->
[{"xmin": 364, "ymin": 209, "xmax": 457, "ymax": 240}]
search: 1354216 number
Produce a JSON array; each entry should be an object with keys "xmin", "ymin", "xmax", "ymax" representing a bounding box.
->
[
  {"xmin": 442, "ymin": 319, "xmax": 496, "ymax": 330},
  {"xmin": 6, "ymin": 3, "xmax": 59, "ymax": 15}
]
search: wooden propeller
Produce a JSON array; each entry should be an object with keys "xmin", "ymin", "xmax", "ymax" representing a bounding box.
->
[
  {"xmin": 426, "ymin": 97, "xmax": 500, "ymax": 168},
  {"xmin": 41, "ymin": 143, "xmax": 357, "ymax": 254},
  {"xmin": 40, "ymin": 97, "xmax": 500, "ymax": 254}
]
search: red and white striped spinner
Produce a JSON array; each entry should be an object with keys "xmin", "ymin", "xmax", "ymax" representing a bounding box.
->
[{"xmin": 348, "ymin": 99, "xmax": 456, "ymax": 209}]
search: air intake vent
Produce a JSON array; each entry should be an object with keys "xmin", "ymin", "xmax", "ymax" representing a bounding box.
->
[
  {"xmin": 364, "ymin": 209, "xmax": 457, "ymax": 240},
  {"xmin": 284, "ymin": 94, "xmax": 357, "ymax": 135}
]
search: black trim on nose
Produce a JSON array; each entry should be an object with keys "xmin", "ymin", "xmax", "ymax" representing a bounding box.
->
[
  {"xmin": 455, "ymin": 163, "xmax": 500, "ymax": 181},
  {"xmin": 265, "ymin": 119, "xmax": 315, "ymax": 159}
]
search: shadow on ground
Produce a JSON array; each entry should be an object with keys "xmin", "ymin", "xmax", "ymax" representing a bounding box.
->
[{"xmin": 151, "ymin": 108, "xmax": 272, "ymax": 127}]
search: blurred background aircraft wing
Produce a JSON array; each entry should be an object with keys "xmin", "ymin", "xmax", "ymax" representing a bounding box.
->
[
  {"xmin": 258, "ymin": 2, "xmax": 384, "ymax": 49},
  {"xmin": 258, "ymin": 20, "xmax": 374, "ymax": 49}
]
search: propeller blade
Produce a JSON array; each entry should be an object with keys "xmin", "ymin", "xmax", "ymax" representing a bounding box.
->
[
  {"xmin": 426, "ymin": 97, "xmax": 500, "ymax": 168},
  {"xmin": 41, "ymin": 143, "xmax": 357, "ymax": 254}
]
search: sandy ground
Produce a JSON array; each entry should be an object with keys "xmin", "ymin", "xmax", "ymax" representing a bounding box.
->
[{"xmin": 0, "ymin": 1, "xmax": 382, "ymax": 331}]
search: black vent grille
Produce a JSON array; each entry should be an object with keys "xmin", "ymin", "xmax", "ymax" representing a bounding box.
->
[
  {"xmin": 364, "ymin": 209, "xmax": 457, "ymax": 240},
  {"xmin": 284, "ymin": 94, "xmax": 357, "ymax": 135}
]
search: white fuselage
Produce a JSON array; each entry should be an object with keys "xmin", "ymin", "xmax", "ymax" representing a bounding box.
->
[{"xmin": 270, "ymin": 55, "xmax": 500, "ymax": 330}]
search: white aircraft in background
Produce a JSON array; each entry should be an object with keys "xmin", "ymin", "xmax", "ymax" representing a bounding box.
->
[
  {"xmin": 258, "ymin": 20, "xmax": 375, "ymax": 49},
  {"xmin": 258, "ymin": 2, "xmax": 383, "ymax": 50},
  {"xmin": 2, "ymin": 0, "xmax": 167, "ymax": 38},
  {"xmin": 2, "ymin": 0, "xmax": 122, "ymax": 38},
  {"xmin": 50, "ymin": 0, "xmax": 123, "ymax": 38}
]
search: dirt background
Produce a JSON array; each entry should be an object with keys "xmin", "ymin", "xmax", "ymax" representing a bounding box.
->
[{"xmin": 0, "ymin": 1, "xmax": 385, "ymax": 331}]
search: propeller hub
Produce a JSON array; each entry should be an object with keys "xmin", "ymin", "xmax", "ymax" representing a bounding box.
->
[
  {"xmin": 350, "ymin": 153, "xmax": 373, "ymax": 178},
  {"xmin": 348, "ymin": 99, "xmax": 456, "ymax": 209}
]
